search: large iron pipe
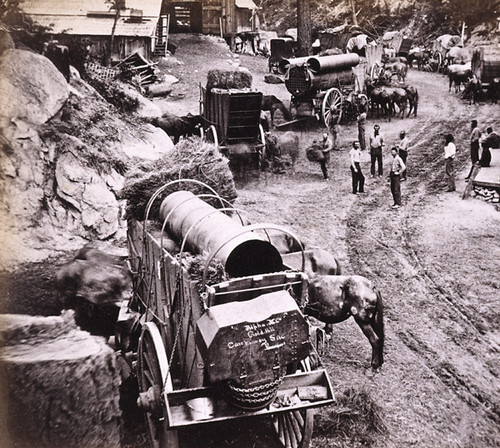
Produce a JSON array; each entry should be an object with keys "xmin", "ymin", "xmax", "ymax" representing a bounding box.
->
[
  {"xmin": 278, "ymin": 56, "xmax": 310, "ymax": 74},
  {"xmin": 306, "ymin": 53, "xmax": 360, "ymax": 74},
  {"xmin": 159, "ymin": 191, "xmax": 283, "ymax": 278},
  {"xmin": 285, "ymin": 65, "xmax": 354, "ymax": 97}
]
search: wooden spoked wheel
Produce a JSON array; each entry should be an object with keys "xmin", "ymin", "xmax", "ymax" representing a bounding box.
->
[
  {"xmin": 138, "ymin": 323, "xmax": 178, "ymax": 448},
  {"xmin": 370, "ymin": 63, "xmax": 382, "ymax": 80},
  {"xmin": 433, "ymin": 52, "xmax": 443, "ymax": 72},
  {"xmin": 271, "ymin": 358, "xmax": 315, "ymax": 448},
  {"xmin": 322, "ymin": 88, "xmax": 343, "ymax": 128},
  {"xmin": 205, "ymin": 125, "xmax": 219, "ymax": 147}
]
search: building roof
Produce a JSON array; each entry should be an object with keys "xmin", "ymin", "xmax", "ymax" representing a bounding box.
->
[{"xmin": 20, "ymin": 0, "xmax": 162, "ymax": 37}]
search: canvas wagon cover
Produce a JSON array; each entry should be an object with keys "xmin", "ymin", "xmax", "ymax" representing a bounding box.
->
[
  {"xmin": 433, "ymin": 34, "xmax": 463, "ymax": 54},
  {"xmin": 471, "ymin": 46, "xmax": 500, "ymax": 84}
]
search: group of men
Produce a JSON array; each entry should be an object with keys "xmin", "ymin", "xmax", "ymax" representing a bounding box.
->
[{"xmin": 317, "ymin": 120, "xmax": 408, "ymax": 209}]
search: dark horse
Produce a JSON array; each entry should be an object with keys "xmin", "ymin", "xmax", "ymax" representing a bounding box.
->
[
  {"xmin": 306, "ymin": 274, "xmax": 384, "ymax": 370},
  {"xmin": 262, "ymin": 95, "xmax": 292, "ymax": 127}
]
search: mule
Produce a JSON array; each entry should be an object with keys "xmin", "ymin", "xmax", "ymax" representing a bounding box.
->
[
  {"xmin": 306, "ymin": 275, "xmax": 384, "ymax": 369},
  {"xmin": 262, "ymin": 95, "xmax": 292, "ymax": 127}
]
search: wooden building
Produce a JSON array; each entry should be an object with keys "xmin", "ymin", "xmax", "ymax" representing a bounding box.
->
[
  {"xmin": 166, "ymin": 0, "xmax": 258, "ymax": 35},
  {"xmin": 19, "ymin": 0, "xmax": 165, "ymax": 62}
]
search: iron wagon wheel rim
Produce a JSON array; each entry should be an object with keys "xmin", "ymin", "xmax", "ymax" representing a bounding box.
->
[
  {"xmin": 370, "ymin": 63, "xmax": 380, "ymax": 79},
  {"xmin": 322, "ymin": 88, "xmax": 343, "ymax": 128},
  {"xmin": 205, "ymin": 125, "xmax": 219, "ymax": 147},
  {"xmin": 258, "ymin": 123, "xmax": 266, "ymax": 167},
  {"xmin": 271, "ymin": 357, "xmax": 315, "ymax": 448},
  {"xmin": 358, "ymin": 94, "xmax": 369, "ymax": 108},
  {"xmin": 138, "ymin": 323, "xmax": 178, "ymax": 448}
]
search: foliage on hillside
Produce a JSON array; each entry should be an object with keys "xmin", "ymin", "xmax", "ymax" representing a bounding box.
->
[{"xmin": 256, "ymin": 0, "xmax": 499, "ymax": 46}]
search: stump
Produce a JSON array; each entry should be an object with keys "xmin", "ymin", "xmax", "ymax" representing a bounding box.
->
[{"xmin": 0, "ymin": 311, "xmax": 121, "ymax": 448}]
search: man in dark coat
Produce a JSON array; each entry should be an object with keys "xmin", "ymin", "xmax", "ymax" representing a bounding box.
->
[{"xmin": 480, "ymin": 127, "xmax": 500, "ymax": 167}]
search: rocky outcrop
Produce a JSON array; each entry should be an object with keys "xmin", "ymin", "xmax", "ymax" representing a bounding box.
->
[
  {"xmin": 0, "ymin": 49, "xmax": 174, "ymax": 268},
  {"xmin": 0, "ymin": 49, "xmax": 69, "ymax": 128}
]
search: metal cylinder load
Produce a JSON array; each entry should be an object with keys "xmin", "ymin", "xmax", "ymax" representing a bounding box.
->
[
  {"xmin": 159, "ymin": 191, "xmax": 283, "ymax": 278},
  {"xmin": 285, "ymin": 53, "xmax": 360, "ymax": 98}
]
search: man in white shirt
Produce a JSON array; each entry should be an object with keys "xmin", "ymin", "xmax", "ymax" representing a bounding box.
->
[
  {"xmin": 390, "ymin": 146, "xmax": 406, "ymax": 208},
  {"xmin": 369, "ymin": 124, "xmax": 384, "ymax": 177},
  {"xmin": 349, "ymin": 141, "xmax": 365, "ymax": 194},
  {"xmin": 444, "ymin": 134, "xmax": 456, "ymax": 192},
  {"xmin": 397, "ymin": 130, "xmax": 410, "ymax": 180}
]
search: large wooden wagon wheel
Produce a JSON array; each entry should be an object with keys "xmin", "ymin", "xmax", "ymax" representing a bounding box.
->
[
  {"xmin": 271, "ymin": 358, "xmax": 315, "ymax": 448},
  {"xmin": 322, "ymin": 88, "xmax": 343, "ymax": 128},
  {"xmin": 138, "ymin": 322, "xmax": 178, "ymax": 448},
  {"xmin": 432, "ymin": 51, "xmax": 443, "ymax": 72}
]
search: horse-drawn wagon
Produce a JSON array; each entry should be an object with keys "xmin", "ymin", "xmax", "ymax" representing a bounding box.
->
[
  {"xmin": 199, "ymin": 84, "xmax": 267, "ymax": 172},
  {"xmin": 283, "ymin": 53, "xmax": 368, "ymax": 127},
  {"xmin": 469, "ymin": 46, "xmax": 500, "ymax": 102},
  {"xmin": 431, "ymin": 34, "xmax": 463, "ymax": 72},
  {"xmin": 121, "ymin": 179, "xmax": 335, "ymax": 448}
]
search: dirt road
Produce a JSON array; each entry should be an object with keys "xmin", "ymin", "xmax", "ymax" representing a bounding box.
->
[
  {"xmin": 152, "ymin": 35, "xmax": 500, "ymax": 447},
  {"xmin": 229, "ymin": 61, "xmax": 500, "ymax": 448}
]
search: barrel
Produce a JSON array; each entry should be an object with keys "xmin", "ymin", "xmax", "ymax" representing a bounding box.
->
[
  {"xmin": 306, "ymin": 53, "xmax": 360, "ymax": 74},
  {"xmin": 159, "ymin": 191, "xmax": 283, "ymax": 278}
]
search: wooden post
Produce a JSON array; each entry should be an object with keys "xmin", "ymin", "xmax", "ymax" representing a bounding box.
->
[{"xmin": 462, "ymin": 163, "xmax": 481, "ymax": 199}]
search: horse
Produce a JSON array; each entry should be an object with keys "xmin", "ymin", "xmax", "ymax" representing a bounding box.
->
[
  {"xmin": 262, "ymin": 95, "xmax": 292, "ymax": 127},
  {"xmin": 306, "ymin": 275, "xmax": 384, "ymax": 370},
  {"xmin": 382, "ymin": 61, "xmax": 408, "ymax": 83},
  {"xmin": 404, "ymin": 85, "xmax": 419, "ymax": 117},
  {"xmin": 448, "ymin": 63, "xmax": 471, "ymax": 93},
  {"xmin": 408, "ymin": 48, "xmax": 431, "ymax": 70},
  {"xmin": 365, "ymin": 78, "xmax": 392, "ymax": 118}
]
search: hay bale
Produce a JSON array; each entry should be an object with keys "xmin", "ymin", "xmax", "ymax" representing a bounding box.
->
[
  {"xmin": 120, "ymin": 137, "xmax": 237, "ymax": 221},
  {"xmin": 206, "ymin": 67, "xmax": 252, "ymax": 90}
]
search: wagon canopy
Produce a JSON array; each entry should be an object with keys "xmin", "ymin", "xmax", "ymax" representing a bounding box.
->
[
  {"xmin": 433, "ymin": 34, "xmax": 463, "ymax": 54},
  {"xmin": 472, "ymin": 46, "xmax": 500, "ymax": 84}
]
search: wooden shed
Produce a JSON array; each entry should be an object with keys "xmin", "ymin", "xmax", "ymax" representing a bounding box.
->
[
  {"xmin": 166, "ymin": 0, "xmax": 258, "ymax": 35},
  {"xmin": 20, "ymin": 0, "xmax": 164, "ymax": 62},
  {"xmin": 471, "ymin": 46, "xmax": 500, "ymax": 86}
]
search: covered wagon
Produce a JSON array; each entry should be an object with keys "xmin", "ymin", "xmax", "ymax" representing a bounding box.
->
[{"xmin": 470, "ymin": 46, "xmax": 500, "ymax": 102}]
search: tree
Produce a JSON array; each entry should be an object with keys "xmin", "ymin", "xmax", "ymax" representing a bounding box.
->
[
  {"xmin": 106, "ymin": 0, "xmax": 126, "ymax": 66},
  {"xmin": 297, "ymin": 0, "xmax": 311, "ymax": 56}
]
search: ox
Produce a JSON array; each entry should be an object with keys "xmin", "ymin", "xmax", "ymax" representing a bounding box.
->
[
  {"xmin": 152, "ymin": 113, "xmax": 202, "ymax": 144},
  {"xmin": 307, "ymin": 275, "xmax": 384, "ymax": 370},
  {"xmin": 56, "ymin": 243, "xmax": 132, "ymax": 336},
  {"xmin": 448, "ymin": 63, "xmax": 472, "ymax": 93}
]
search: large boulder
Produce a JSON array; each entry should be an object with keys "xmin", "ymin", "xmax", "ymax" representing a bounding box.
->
[{"xmin": 0, "ymin": 49, "xmax": 69, "ymax": 128}]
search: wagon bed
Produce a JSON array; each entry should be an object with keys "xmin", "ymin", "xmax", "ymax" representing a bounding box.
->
[{"xmin": 124, "ymin": 182, "xmax": 335, "ymax": 448}]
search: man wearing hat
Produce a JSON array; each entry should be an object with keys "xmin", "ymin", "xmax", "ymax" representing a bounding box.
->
[
  {"xmin": 397, "ymin": 130, "xmax": 410, "ymax": 181},
  {"xmin": 369, "ymin": 124, "xmax": 385, "ymax": 177}
]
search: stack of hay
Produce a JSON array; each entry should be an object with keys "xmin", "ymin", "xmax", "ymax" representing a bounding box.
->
[
  {"xmin": 120, "ymin": 137, "xmax": 237, "ymax": 221},
  {"xmin": 206, "ymin": 67, "xmax": 253, "ymax": 91}
]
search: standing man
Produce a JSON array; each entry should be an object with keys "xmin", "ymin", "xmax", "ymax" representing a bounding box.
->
[
  {"xmin": 444, "ymin": 134, "xmax": 456, "ymax": 192},
  {"xmin": 465, "ymin": 120, "xmax": 481, "ymax": 181},
  {"xmin": 320, "ymin": 132, "xmax": 333, "ymax": 181},
  {"xmin": 390, "ymin": 146, "xmax": 405, "ymax": 208},
  {"xmin": 369, "ymin": 124, "xmax": 384, "ymax": 177},
  {"xmin": 349, "ymin": 141, "xmax": 365, "ymax": 194},
  {"xmin": 357, "ymin": 106, "xmax": 367, "ymax": 151},
  {"xmin": 397, "ymin": 130, "xmax": 410, "ymax": 181},
  {"xmin": 328, "ymin": 109, "xmax": 341, "ymax": 150},
  {"xmin": 480, "ymin": 127, "xmax": 500, "ymax": 167}
]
